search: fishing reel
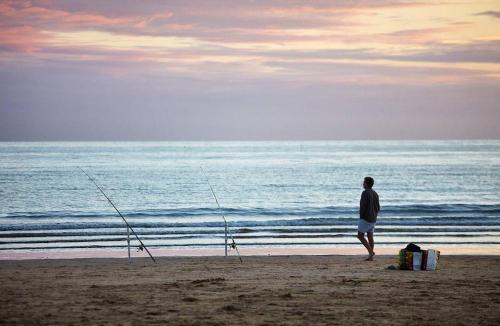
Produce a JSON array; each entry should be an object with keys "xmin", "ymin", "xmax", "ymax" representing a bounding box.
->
[{"xmin": 230, "ymin": 240, "xmax": 237, "ymax": 250}]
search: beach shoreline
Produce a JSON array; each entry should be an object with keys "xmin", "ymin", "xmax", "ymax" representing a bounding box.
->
[
  {"xmin": 2, "ymin": 244, "xmax": 500, "ymax": 261},
  {"xmin": 1, "ymin": 254, "xmax": 499, "ymax": 325}
]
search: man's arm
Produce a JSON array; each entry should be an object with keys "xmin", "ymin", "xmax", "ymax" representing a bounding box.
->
[
  {"xmin": 375, "ymin": 193, "xmax": 380, "ymax": 213},
  {"xmin": 360, "ymin": 191, "xmax": 368, "ymax": 218}
]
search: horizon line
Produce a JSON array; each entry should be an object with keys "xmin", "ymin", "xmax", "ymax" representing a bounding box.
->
[{"xmin": 1, "ymin": 138, "xmax": 499, "ymax": 143}]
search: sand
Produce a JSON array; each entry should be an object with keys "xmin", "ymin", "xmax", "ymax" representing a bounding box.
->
[{"xmin": 1, "ymin": 255, "xmax": 500, "ymax": 325}]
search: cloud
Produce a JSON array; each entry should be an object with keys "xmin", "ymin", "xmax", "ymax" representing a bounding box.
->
[
  {"xmin": 0, "ymin": 0, "xmax": 165, "ymax": 32},
  {"xmin": 0, "ymin": 0, "xmax": 434, "ymax": 40},
  {"xmin": 395, "ymin": 40, "xmax": 500, "ymax": 63},
  {"xmin": 0, "ymin": 26, "xmax": 51, "ymax": 52},
  {"xmin": 1, "ymin": 0, "xmax": 500, "ymax": 140},
  {"xmin": 475, "ymin": 11, "xmax": 500, "ymax": 18}
]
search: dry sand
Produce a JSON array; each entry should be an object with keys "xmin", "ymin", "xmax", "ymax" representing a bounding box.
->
[{"xmin": 1, "ymin": 255, "xmax": 500, "ymax": 325}]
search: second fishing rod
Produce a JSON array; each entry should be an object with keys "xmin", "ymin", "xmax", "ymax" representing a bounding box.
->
[{"xmin": 200, "ymin": 167, "xmax": 243, "ymax": 263}]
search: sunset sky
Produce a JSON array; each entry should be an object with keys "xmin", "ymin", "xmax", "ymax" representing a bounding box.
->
[{"xmin": 1, "ymin": 0, "xmax": 499, "ymax": 140}]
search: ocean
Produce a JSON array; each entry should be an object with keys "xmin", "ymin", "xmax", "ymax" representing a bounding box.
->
[{"xmin": 1, "ymin": 141, "xmax": 499, "ymax": 256}]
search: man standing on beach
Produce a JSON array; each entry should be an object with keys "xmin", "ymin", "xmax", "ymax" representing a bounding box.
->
[{"xmin": 357, "ymin": 176, "xmax": 380, "ymax": 261}]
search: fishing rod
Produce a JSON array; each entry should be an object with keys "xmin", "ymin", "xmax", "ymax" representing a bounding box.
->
[
  {"xmin": 200, "ymin": 167, "xmax": 243, "ymax": 263},
  {"xmin": 78, "ymin": 167, "xmax": 157, "ymax": 264}
]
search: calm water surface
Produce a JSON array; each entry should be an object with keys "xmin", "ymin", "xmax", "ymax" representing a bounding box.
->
[{"xmin": 1, "ymin": 141, "xmax": 499, "ymax": 254}]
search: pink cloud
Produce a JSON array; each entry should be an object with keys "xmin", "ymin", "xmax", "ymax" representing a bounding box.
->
[
  {"xmin": 0, "ymin": 26, "xmax": 49, "ymax": 53},
  {"xmin": 0, "ymin": 0, "xmax": 498, "ymax": 87},
  {"xmin": 0, "ymin": 0, "xmax": 173, "ymax": 31}
]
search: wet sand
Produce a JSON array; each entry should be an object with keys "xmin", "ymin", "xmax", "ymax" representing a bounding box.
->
[
  {"xmin": 1, "ymin": 255, "xmax": 500, "ymax": 325},
  {"xmin": 3, "ymin": 244, "xmax": 499, "ymax": 260}
]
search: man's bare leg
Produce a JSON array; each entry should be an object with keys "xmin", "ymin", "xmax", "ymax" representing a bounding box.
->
[
  {"xmin": 357, "ymin": 232, "xmax": 374, "ymax": 260},
  {"xmin": 367, "ymin": 232, "xmax": 375, "ymax": 260},
  {"xmin": 367, "ymin": 232, "xmax": 375, "ymax": 252}
]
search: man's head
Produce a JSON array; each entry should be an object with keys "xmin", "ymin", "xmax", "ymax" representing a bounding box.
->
[{"xmin": 363, "ymin": 176, "xmax": 374, "ymax": 189}]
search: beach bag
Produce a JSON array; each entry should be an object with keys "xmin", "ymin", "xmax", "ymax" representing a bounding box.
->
[
  {"xmin": 398, "ymin": 243, "xmax": 421, "ymax": 270},
  {"xmin": 398, "ymin": 249, "xmax": 411, "ymax": 270},
  {"xmin": 413, "ymin": 252, "xmax": 422, "ymax": 271},
  {"xmin": 425, "ymin": 249, "xmax": 439, "ymax": 271},
  {"xmin": 398, "ymin": 246, "xmax": 440, "ymax": 271}
]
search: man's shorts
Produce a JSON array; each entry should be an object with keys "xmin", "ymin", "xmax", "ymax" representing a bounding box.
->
[{"xmin": 358, "ymin": 219, "xmax": 376, "ymax": 233}]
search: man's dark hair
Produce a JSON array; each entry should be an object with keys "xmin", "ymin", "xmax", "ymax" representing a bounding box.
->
[{"xmin": 364, "ymin": 176, "xmax": 374, "ymax": 188}]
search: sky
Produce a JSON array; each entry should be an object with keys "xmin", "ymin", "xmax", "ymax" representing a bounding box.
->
[{"xmin": 0, "ymin": 0, "xmax": 499, "ymax": 141}]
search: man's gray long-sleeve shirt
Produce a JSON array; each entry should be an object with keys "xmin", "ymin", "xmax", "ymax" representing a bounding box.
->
[{"xmin": 360, "ymin": 188, "xmax": 380, "ymax": 223}]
